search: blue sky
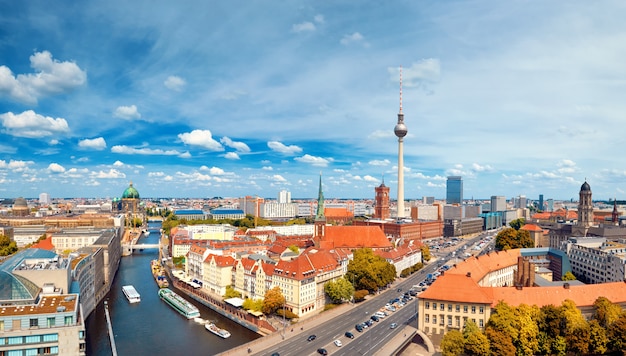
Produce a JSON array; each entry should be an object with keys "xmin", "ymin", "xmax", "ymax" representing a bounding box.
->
[{"xmin": 1, "ymin": 1, "xmax": 626, "ymax": 201}]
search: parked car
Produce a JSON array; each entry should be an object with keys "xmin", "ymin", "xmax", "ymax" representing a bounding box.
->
[
  {"xmin": 345, "ymin": 331, "xmax": 355, "ymax": 339},
  {"xmin": 307, "ymin": 334, "xmax": 317, "ymax": 342},
  {"xmin": 334, "ymin": 339, "xmax": 343, "ymax": 347},
  {"xmin": 355, "ymin": 324, "xmax": 364, "ymax": 332},
  {"xmin": 365, "ymin": 319, "xmax": 373, "ymax": 327},
  {"xmin": 370, "ymin": 315, "xmax": 379, "ymax": 322}
]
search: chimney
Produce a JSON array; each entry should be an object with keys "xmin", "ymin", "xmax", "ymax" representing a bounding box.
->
[
  {"xmin": 515, "ymin": 285, "xmax": 523, "ymax": 290},
  {"xmin": 563, "ymin": 283, "xmax": 570, "ymax": 289},
  {"xmin": 466, "ymin": 272, "xmax": 471, "ymax": 278}
]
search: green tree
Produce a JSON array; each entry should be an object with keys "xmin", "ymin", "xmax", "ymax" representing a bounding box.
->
[
  {"xmin": 485, "ymin": 327, "xmax": 516, "ymax": 356},
  {"xmin": 463, "ymin": 320, "xmax": 490, "ymax": 356},
  {"xmin": 242, "ymin": 298, "xmax": 263, "ymax": 312},
  {"xmin": 514, "ymin": 304, "xmax": 540, "ymax": 355},
  {"xmin": 324, "ymin": 277, "xmax": 355, "ymax": 303},
  {"xmin": 486, "ymin": 301, "xmax": 519, "ymax": 342},
  {"xmin": 588, "ymin": 319, "xmax": 608, "ymax": 355},
  {"xmin": 420, "ymin": 244, "xmax": 431, "ymax": 262},
  {"xmin": 0, "ymin": 234, "xmax": 18, "ymax": 256},
  {"xmin": 441, "ymin": 329, "xmax": 465, "ymax": 356},
  {"xmin": 353, "ymin": 289, "xmax": 369, "ymax": 302},
  {"xmin": 566, "ymin": 323, "xmax": 590, "ymax": 355},
  {"xmin": 346, "ymin": 248, "xmax": 396, "ymax": 293},
  {"xmin": 262, "ymin": 286, "xmax": 285, "ymax": 315},
  {"xmin": 509, "ymin": 218, "xmax": 526, "ymax": 230},
  {"xmin": 287, "ymin": 245, "xmax": 299, "ymax": 254},
  {"xmin": 562, "ymin": 271, "xmax": 576, "ymax": 281},
  {"xmin": 495, "ymin": 227, "xmax": 534, "ymax": 250},
  {"xmin": 223, "ymin": 285, "xmax": 241, "ymax": 299},
  {"xmin": 607, "ymin": 312, "xmax": 626, "ymax": 353},
  {"xmin": 592, "ymin": 296, "xmax": 623, "ymax": 328}
]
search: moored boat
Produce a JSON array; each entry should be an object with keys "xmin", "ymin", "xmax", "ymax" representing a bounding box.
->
[
  {"xmin": 158, "ymin": 288, "xmax": 200, "ymax": 319},
  {"xmin": 205, "ymin": 322, "xmax": 231, "ymax": 338},
  {"xmin": 122, "ymin": 285, "xmax": 141, "ymax": 303},
  {"xmin": 151, "ymin": 259, "xmax": 169, "ymax": 288}
]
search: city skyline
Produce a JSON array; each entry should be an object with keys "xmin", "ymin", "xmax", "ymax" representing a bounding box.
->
[{"xmin": 2, "ymin": 1, "xmax": 626, "ymax": 200}]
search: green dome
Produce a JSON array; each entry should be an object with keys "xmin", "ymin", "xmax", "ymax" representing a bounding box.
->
[{"xmin": 122, "ymin": 182, "xmax": 140, "ymax": 199}]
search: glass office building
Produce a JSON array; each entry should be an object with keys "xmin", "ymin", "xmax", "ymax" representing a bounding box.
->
[{"xmin": 446, "ymin": 176, "xmax": 463, "ymax": 204}]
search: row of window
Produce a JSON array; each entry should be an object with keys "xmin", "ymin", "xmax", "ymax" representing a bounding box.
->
[
  {"xmin": 0, "ymin": 346, "xmax": 59, "ymax": 356},
  {"xmin": 424, "ymin": 302, "xmax": 484, "ymax": 314},
  {"xmin": 2, "ymin": 334, "xmax": 58, "ymax": 346},
  {"xmin": 424, "ymin": 314, "xmax": 484, "ymax": 328}
]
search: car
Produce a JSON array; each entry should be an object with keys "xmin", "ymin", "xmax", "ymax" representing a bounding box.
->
[
  {"xmin": 355, "ymin": 324, "xmax": 364, "ymax": 332},
  {"xmin": 317, "ymin": 348, "xmax": 328, "ymax": 355},
  {"xmin": 345, "ymin": 331, "xmax": 355, "ymax": 339},
  {"xmin": 390, "ymin": 323, "xmax": 398, "ymax": 329},
  {"xmin": 334, "ymin": 339, "xmax": 343, "ymax": 347},
  {"xmin": 370, "ymin": 315, "xmax": 379, "ymax": 322},
  {"xmin": 271, "ymin": 353, "xmax": 280, "ymax": 356},
  {"xmin": 307, "ymin": 334, "xmax": 317, "ymax": 342},
  {"xmin": 397, "ymin": 288, "xmax": 402, "ymax": 292},
  {"xmin": 365, "ymin": 319, "xmax": 373, "ymax": 327}
]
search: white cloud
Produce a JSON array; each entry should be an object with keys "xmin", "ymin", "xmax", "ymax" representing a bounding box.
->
[
  {"xmin": 113, "ymin": 105, "xmax": 141, "ymax": 120},
  {"xmin": 178, "ymin": 129, "xmax": 224, "ymax": 151},
  {"xmin": 148, "ymin": 171, "xmax": 165, "ymax": 177},
  {"xmin": 340, "ymin": 32, "xmax": 365, "ymax": 45},
  {"xmin": 363, "ymin": 175, "xmax": 378, "ymax": 182},
  {"xmin": 294, "ymin": 154, "xmax": 330, "ymax": 167},
  {"xmin": 369, "ymin": 159, "xmax": 390, "ymax": 166},
  {"xmin": 113, "ymin": 161, "xmax": 124, "ymax": 166},
  {"xmin": 314, "ymin": 15, "xmax": 324, "ymax": 23},
  {"xmin": 0, "ymin": 160, "xmax": 33, "ymax": 171},
  {"xmin": 164, "ymin": 75, "xmax": 186, "ymax": 91},
  {"xmin": 272, "ymin": 174, "xmax": 287, "ymax": 182},
  {"xmin": 262, "ymin": 166, "xmax": 273, "ymax": 171},
  {"xmin": 471, "ymin": 163, "xmax": 493, "ymax": 172},
  {"xmin": 90, "ymin": 169, "xmax": 126, "ymax": 179},
  {"xmin": 224, "ymin": 152, "xmax": 240, "ymax": 160},
  {"xmin": 292, "ymin": 21, "xmax": 316, "ymax": 32},
  {"xmin": 0, "ymin": 110, "xmax": 69, "ymax": 138},
  {"xmin": 0, "ymin": 51, "xmax": 86, "ymax": 104},
  {"xmin": 267, "ymin": 141, "xmax": 302, "ymax": 155},
  {"xmin": 220, "ymin": 136, "xmax": 250, "ymax": 153},
  {"xmin": 111, "ymin": 145, "xmax": 185, "ymax": 156},
  {"xmin": 78, "ymin": 137, "xmax": 107, "ymax": 150},
  {"xmin": 47, "ymin": 163, "xmax": 65, "ymax": 173}
]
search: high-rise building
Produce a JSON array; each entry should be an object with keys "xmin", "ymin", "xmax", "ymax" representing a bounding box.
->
[
  {"xmin": 39, "ymin": 192, "xmax": 50, "ymax": 205},
  {"xmin": 538, "ymin": 194, "xmax": 544, "ymax": 211},
  {"xmin": 394, "ymin": 67, "xmax": 408, "ymax": 219},
  {"xmin": 446, "ymin": 176, "xmax": 463, "ymax": 204},
  {"xmin": 491, "ymin": 195, "xmax": 506, "ymax": 212},
  {"xmin": 278, "ymin": 189, "xmax": 291, "ymax": 204},
  {"xmin": 515, "ymin": 195, "xmax": 527, "ymax": 209}
]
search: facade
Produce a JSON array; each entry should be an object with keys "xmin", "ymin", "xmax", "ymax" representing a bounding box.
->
[
  {"xmin": 374, "ymin": 182, "xmax": 390, "ymax": 220},
  {"xmin": 278, "ymin": 190, "xmax": 291, "ymax": 204},
  {"xmin": 446, "ymin": 176, "xmax": 463, "ymax": 205},
  {"xmin": 564, "ymin": 237, "xmax": 626, "ymax": 284},
  {"xmin": 443, "ymin": 218, "xmax": 484, "ymax": 238},
  {"xmin": 354, "ymin": 219, "xmax": 443, "ymax": 242},
  {"xmin": 573, "ymin": 181, "xmax": 594, "ymax": 236},
  {"xmin": 174, "ymin": 209, "xmax": 206, "ymax": 220},
  {"xmin": 490, "ymin": 196, "xmax": 506, "ymax": 212},
  {"xmin": 39, "ymin": 193, "xmax": 51, "ymax": 205}
]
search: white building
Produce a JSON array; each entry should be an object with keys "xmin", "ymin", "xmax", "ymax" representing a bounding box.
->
[
  {"xmin": 278, "ymin": 190, "xmax": 291, "ymax": 204},
  {"xmin": 39, "ymin": 192, "xmax": 50, "ymax": 205},
  {"xmin": 491, "ymin": 196, "xmax": 507, "ymax": 212},
  {"xmin": 564, "ymin": 237, "xmax": 626, "ymax": 284}
]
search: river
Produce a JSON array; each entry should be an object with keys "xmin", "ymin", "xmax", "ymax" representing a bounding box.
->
[{"xmin": 85, "ymin": 222, "xmax": 260, "ymax": 355}]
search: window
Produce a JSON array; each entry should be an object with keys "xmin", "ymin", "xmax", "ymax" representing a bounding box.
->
[
  {"xmin": 47, "ymin": 317, "xmax": 56, "ymax": 327},
  {"xmin": 30, "ymin": 318, "xmax": 38, "ymax": 328},
  {"xmin": 448, "ymin": 304, "xmax": 452, "ymax": 312},
  {"xmin": 433, "ymin": 316, "xmax": 437, "ymax": 324},
  {"xmin": 25, "ymin": 335, "xmax": 40, "ymax": 344},
  {"xmin": 425, "ymin": 302, "xmax": 430, "ymax": 309},
  {"xmin": 479, "ymin": 319, "xmax": 484, "ymax": 327},
  {"xmin": 8, "ymin": 336, "xmax": 23, "ymax": 345},
  {"xmin": 64, "ymin": 316, "xmax": 73, "ymax": 325},
  {"xmin": 432, "ymin": 303, "xmax": 437, "ymax": 310},
  {"xmin": 425, "ymin": 314, "xmax": 429, "ymax": 323},
  {"xmin": 455, "ymin": 305, "xmax": 460, "ymax": 312},
  {"xmin": 479, "ymin": 306, "xmax": 484, "ymax": 314},
  {"xmin": 447, "ymin": 315, "xmax": 452, "ymax": 326},
  {"xmin": 42, "ymin": 334, "xmax": 58, "ymax": 342},
  {"xmin": 79, "ymin": 330, "xmax": 85, "ymax": 340},
  {"xmin": 455, "ymin": 317, "xmax": 460, "ymax": 327},
  {"xmin": 471, "ymin": 306, "xmax": 476, "ymax": 314},
  {"xmin": 463, "ymin": 305, "xmax": 468, "ymax": 313}
]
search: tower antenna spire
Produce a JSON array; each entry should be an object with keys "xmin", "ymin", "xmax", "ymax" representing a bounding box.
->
[{"xmin": 399, "ymin": 65, "xmax": 403, "ymax": 114}]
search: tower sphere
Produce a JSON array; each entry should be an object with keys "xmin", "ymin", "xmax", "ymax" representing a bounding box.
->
[{"xmin": 394, "ymin": 123, "xmax": 407, "ymax": 138}]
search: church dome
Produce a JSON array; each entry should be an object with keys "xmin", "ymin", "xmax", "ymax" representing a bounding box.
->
[
  {"xmin": 14, "ymin": 197, "xmax": 27, "ymax": 208},
  {"xmin": 122, "ymin": 182, "xmax": 140, "ymax": 199},
  {"xmin": 580, "ymin": 181, "xmax": 591, "ymax": 192}
]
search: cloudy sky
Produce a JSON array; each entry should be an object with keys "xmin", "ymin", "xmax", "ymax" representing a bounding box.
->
[{"xmin": 1, "ymin": 1, "xmax": 626, "ymax": 201}]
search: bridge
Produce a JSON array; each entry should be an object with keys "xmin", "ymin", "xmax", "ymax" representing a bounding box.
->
[{"xmin": 121, "ymin": 241, "xmax": 161, "ymax": 256}]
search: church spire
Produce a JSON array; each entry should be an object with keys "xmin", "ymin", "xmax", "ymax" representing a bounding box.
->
[{"xmin": 315, "ymin": 172, "xmax": 325, "ymax": 220}]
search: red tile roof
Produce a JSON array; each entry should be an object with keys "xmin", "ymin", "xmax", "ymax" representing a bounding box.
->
[
  {"xmin": 321, "ymin": 225, "xmax": 391, "ymax": 249},
  {"xmin": 30, "ymin": 236, "xmax": 55, "ymax": 251},
  {"xmin": 521, "ymin": 223, "xmax": 544, "ymax": 232}
]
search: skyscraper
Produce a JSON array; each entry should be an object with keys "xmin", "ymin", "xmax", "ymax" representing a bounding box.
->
[
  {"xmin": 278, "ymin": 189, "xmax": 291, "ymax": 204},
  {"xmin": 491, "ymin": 195, "xmax": 506, "ymax": 212},
  {"xmin": 538, "ymin": 194, "xmax": 544, "ymax": 211},
  {"xmin": 446, "ymin": 176, "xmax": 463, "ymax": 204},
  {"xmin": 394, "ymin": 66, "xmax": 408, "ymax": 219}
]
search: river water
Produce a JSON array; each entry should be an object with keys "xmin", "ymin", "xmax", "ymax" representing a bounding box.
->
[{"xmin": 85, "ymin": 222, "xmax": 260, "ymax": 355}]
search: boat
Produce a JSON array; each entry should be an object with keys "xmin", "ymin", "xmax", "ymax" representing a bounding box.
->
[
  {"xmin": 205, "ymin": 322, "xmax": 231, "ymax": 338},
  {"xmin": 122, "ymin": 285, "xmax": 141, "ymax": 303},
  {"xmin": 158, "ymin": 288, "xmax": 200, "ymax": 319},
  {"xmin": 151, "ymin": 259, "xmax": 169, "ymax": 288}
]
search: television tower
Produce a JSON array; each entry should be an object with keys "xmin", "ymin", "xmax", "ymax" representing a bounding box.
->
[{"xmin": 394, "ymin": 66, "xmax": 408, "ymax": 219}]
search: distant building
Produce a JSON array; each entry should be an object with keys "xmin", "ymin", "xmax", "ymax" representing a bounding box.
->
[
  {"xmin": 278, "ymin": 190, "xmax": 291, "ymax": 204},
  {"xmin": 422, "ymin": 196, "xmax": 435, "ymax": 205},
  {"xmin": 490, "ymin": 196, "xmax": 506, "ymax": 212},
  {"xmin": 39, "ymin": 192, "xmax": 50, "ymax": 205},
  {"xmin": 374, "ymin": 182, "xmax": 390, "ymax": 220},
  {"xmin": 446, "ymin": 176, "xmax": 463, "ymax": 205},
  {"xmin": 538, "ymin": 194, "xmax": 544, "ymax": 211}
]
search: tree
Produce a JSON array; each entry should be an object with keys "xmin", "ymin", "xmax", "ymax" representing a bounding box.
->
[
  {"xmin": 463, "ymin": 320, "xmax": 490, "ymax": 356},
  {"xmin": 592, "ymin": 296, "xmax": 623, "ymax": 328},
  {"xmin": 0, "ymin": 234, "xmax": 18, "ymax": 256},
  {"xmin": 441, "ymin": 329, "xmax": 465, "ymax": 356},
  {"xmin": 495, "ymin": 227, "xmax": 534, "ymax": 251},
  {"xmin": 262, "ymin": 286, "xmax": 285, "ymax": 315},
  {"xmin": 242, "ymin": 298, "xmax": 263, "ymax": 312},
  {"xmin": 514, "ymin": 304, "xmax": 540, "ymax": 355},
  {"xmin": 420, "ymin": 244, "xmax": 431, "ymax": 262},
  {"xmin": 588, "ymin": 319, "xmax": 608, "ymax": 355},
  {"xmin": 562, "ymin": 271, "xmax": 576, "ymax": 281},
  {"xmin": 566, "ymin": 323, "xmax": 590, "ymax": 355},
  {"xmin": 324, "ymin": 277, "xmax": 355, "ymax": 303},
  {"xmin": 509, "ymin": 218, "xmax": 526, "ymax": 230},
  {"xmin": 346, "ymin": 248, "xmax": 396, "ymax": 293},
  {"xmin": 485, "ymin": 327, "xmax": 516, "ymax": 356},
  {"xmin": 223, "ymin": 285, "xmax": 241, "ymax": 299},
  {"xmin": 353, "ymin": 289, "xmax": 369, "ymax": 302},
  {"xmin": 607, "ymin": 312, "xmax": 626, "ymax": 353}
]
